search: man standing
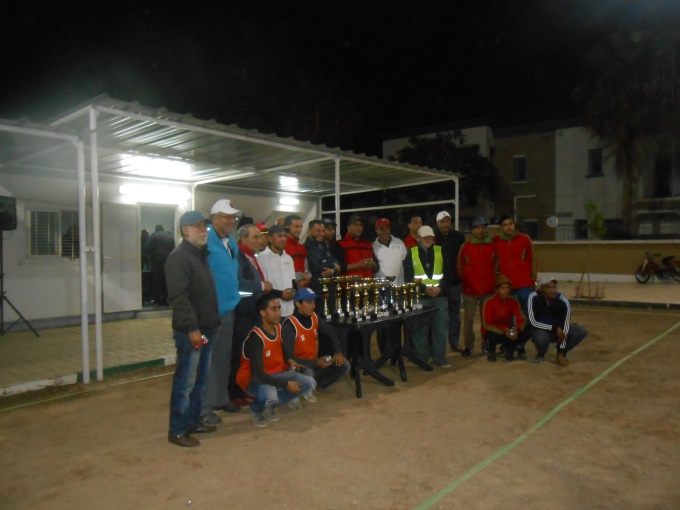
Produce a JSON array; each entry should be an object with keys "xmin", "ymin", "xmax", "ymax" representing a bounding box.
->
[
  {"xmin": 282, "ymin": 288, "xmax": 350, "ymax": 406},
  {"xmin": 457, "ymin": 216, "xmax": 496, "ymax": 357},
  {"xmin": 165, "ymin": 211, "xmax": 220, "ymax": 447},
  {"xmin": 373, "ymin": 218, "xmax": 407, "ymax": 285},
  {"xmin": 283, "ymin": 214, "xmax": 311, "ymax": 288},
  {"xmin": 337, "ymin": 214, "xmax": 379, "ymax": 278},
  {"xmin": 323, "ymin": 217, "xmax": 347, "ymax": 275},
  {"xmin": 200, "ymin": 199, "xmax": 243, "ymax": 426},
  {"xmin": 236, "ymin": 294, "xmax": 316, "ymax": 427},
  {"xmin": 145, "ymin": 224, "xmax": 175, "ymax": 305},
  {"xmin": 403, "ymin": 225, "xmax": 451, "ymax": 367},
  {"xmin": 432, "ymin": 211, "xmax": 466, "ymax": 353},
  {"xmin": 304, "ymin": 220, "xmax": 342, "ymax": 312},
  {"xmin": 528, "ymin": 276, "xmax": 588, "ymax": 366},
  {"xmin": 402, "ymin": 214, "xmax": 423, "ymax": 250},
  {"xmin": 258, "ymin": 224, "xmax": 296, "ymax": 318}
]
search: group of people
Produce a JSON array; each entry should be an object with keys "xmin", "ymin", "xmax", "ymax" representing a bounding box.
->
[{"xmin": 164, "ymin": 200, "xmax": 588, "ymax": 447}]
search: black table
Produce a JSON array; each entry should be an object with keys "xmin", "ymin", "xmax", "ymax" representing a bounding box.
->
[{"xmin": 328, "ymin": 306, "xmax": 438, "ymax": 398}]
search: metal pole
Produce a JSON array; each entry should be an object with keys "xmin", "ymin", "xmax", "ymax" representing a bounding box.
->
[
  {"xmin": 453, "ymin": 176, "xmax": 460, "ymax": 231},
  {"xmin": 89, "ymin": 108, "xmax": 104, "ymax": 381},
  {"xmin": 75, "ymin": 139, "xmax": 90, "ymax": 384},
  {"xmin": 334, "ymin": 157, "xmax": 340, "ymax": 237}
]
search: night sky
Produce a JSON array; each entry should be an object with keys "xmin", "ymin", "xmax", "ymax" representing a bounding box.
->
[{"xmin": 2, "ymin": 1, "xmax": 679, "ymax": 154}]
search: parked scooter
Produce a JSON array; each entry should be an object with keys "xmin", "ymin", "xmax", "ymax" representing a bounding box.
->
[{"xmin": 635, "ymin": 252, "xmax": 680, "ymax": 283}]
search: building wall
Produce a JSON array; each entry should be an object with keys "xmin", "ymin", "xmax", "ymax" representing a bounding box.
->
[{"xmin": 382, "ymin": 125, "xmax": 494, "ymax": 159}]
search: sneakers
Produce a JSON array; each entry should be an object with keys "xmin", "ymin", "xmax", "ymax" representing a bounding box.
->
[
  {"xmin": 556, "ymin": 351, "xmax": 570, "ymax": 367},
  {"xmin": 304, "ymin": 392, "xmax": 318, "ymax": 403},
  {"xmin": 200, "ymin": 411, "xmax": 222, "ymax": 425},
  {"xmin": 168, "ymin": 433, "xmax": 200, "ymax": 447},
  {"xmin": 248, "ymin": 408, "xmax": 268, "ymax": 428},
  {"xmin": 534, "ymin": 354, "xmax": 545, "ymax": 364},
  {"xmin": 263, "ymin": 405, "xmax": 280, "ymax": 422},
  {"xmin": 288, "ymin": 398, "xmax": 302, "ymax": 410},
  {"xmin": 436, "ymin": 362, "xmax": 452, "ymax": 368},
  {"xmin": 450, "ymin": 344, "xmax": 464, "ymax": 353},
  {"xmin": 517, "ymin": 347, "xmax": 527, "ymax": 359},
  {"xmin": 461, "ymin": 348, "xmax": 472, "ymax": 357},
  {"xmin": 487, "ymin": 353, "xmax": 497, "ymax": 362}
]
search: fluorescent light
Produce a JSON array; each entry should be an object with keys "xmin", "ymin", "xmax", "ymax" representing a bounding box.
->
[
  {"xmin": 119, "ymin": 184, "xmax": 192, "ymax": 205},
  {"xmin": 279, "ymin": 176, "xmax": 299, "ymax": 191},
  {"xmin": 121, "ymin": 155, "xmax": 192, "ymax": 180},
  {"xmin": 279, "ymin": 196, "xmax": 299, "ymax": 205}
]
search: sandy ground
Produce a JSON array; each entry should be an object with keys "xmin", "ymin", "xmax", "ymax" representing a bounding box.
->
[{"xmin": 1, "ymin": 306, "xmax": 679, "ymax": 510}]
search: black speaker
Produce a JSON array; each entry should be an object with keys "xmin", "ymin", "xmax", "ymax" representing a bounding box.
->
[{"xmin": 0, "ymin": 196, "xmax": 17, "ymax": 231}]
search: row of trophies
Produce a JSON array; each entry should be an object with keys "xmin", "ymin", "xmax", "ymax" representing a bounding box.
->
[{"xmin": 317, "ymin": 276, "xmax": 423, "ymax": 321}]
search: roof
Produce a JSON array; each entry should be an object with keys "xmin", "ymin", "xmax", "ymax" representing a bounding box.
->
[{"xmin": 0, "ymin": 95, "xmax": 456, "ymax": 197}]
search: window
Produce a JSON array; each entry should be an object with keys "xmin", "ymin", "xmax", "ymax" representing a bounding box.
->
[
  {"xmin": 29, "ymin": 209, "xmax": 79, "ymax": 258},
  {"xmin": 513, "ymin": 156, "xmax": 526, "ymax": 182},
  {"xmin": 654, "ymin": 153, "xmax": 672, "ymax": 198},
  {"xmin": 588, "ymin": 148, "xmax": 603, "ymax": 177}
]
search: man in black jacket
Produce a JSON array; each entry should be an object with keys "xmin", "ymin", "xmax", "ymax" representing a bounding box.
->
[
  {"xmin": 165, "ymin": 211, "xmax": 221, "ymax": 447},
  {"xmin": 304, "ymin": 220, "xmax": 342, "ymax": 313}
]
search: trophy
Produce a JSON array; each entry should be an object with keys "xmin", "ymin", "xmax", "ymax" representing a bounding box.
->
[
  {"xmin": 379, "ymin": 279, "xmax": 390, "ymax": 314},
  {"xmin": 352, "ymin": 281, "xmax": 361, "ymax": 317},
  {"xmin": 413, "ymin": 278, "xmax": 423, "ymax": 309},
  {"xmin": 372, "ymin": 283, "xmax": 381, "ymax": 317},
  {"xmin": 361, "ymin": 283, "xmax": 370, "ymax": 319},
  {"xmin": 346, "ymin": 279, "xmax": 353, "ymax": 316},
  {"xmin": 408, "ymin": 282, "xmax": 416, "ymax": 310},
  {"xmin": 401, "ymin": 285, "xmax": 410, "ymax": 312},
  {"xmin": 319, "ymin": 278, "xmax": 332, "ymax": 319},
  {"xmin": 392, "ymin": 284, "xmax": 400, "ymax": 311},
  {"xmin": 334, "ymin": 277, "xmax": 344, "ymax": 315}
]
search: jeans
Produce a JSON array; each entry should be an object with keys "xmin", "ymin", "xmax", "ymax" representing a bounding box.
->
[
  {"xmin": 446, "ymin": 284, "xmax": 462, "ymax": 348},
  {"xmin": 531, "ymin": 324, "xmax": 588, "ymax": 356},
  {"xmin": 462, "ymin": 293, "xmax": 491, "ymax": 351},
  {"xmin": 412, "ymin": 296, "xmax": 449, "ymax": 365},
  {"xmin": 246, "ymin": 371, "xmax": 316, "ymax": 413},
  {"xmin": 510, "ymin": 286, "xmax": 534, "ymax": 320},
  {"xmin": 169, "ymin": 330, "xmax": 214, "ymax": 436},
  {"xmin": 201, "ymin": 311, "xmax": 235, "ymax": 415},
  {"xmin": 301, "ymin": 360, "xmax": 351, "ymax": 389}
]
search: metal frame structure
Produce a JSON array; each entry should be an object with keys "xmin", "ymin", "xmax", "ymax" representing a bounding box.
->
[{"xmin": 0, "ymin": 95, "xmax": 459, "ymax": 384}]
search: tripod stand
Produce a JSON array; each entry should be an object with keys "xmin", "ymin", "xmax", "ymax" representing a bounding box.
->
[{"xmin": 0, "ymin": 233, "xmax": 39, "ymax": 337}]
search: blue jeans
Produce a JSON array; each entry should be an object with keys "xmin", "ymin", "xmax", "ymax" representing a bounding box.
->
[
  {"xmin": 169, "ymin": 330, "xmax": 214, "ymax": 436},
  {"xmin": 446, "ymin": 284, "xmax": 462, "ymax": 348},
  {"xmin": 412, "ymin": 296, "xmax": 449, "ymax": 365},
  {"xmin": 246, "ymin": 371, "xmax": 316, "ymax": 413},
  {"xmin": 301, "ymin": 360, "xmax": 351, "ymax": 389},
  {"xmin": 531, "ymin": 324, "xmax": 588, "ymax": 356},
  {"xmin": 510, "ymin": 286, "xmax": 534, "ymax": 320},
  {"xmin": 201, "ymin": 311, "xmax": 235, "ymax": 414}
]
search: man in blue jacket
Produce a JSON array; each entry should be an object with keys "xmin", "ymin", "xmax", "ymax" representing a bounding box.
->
[{"xmin": 200, "ymin": 199, "xmax": 243, "ymax": 425}]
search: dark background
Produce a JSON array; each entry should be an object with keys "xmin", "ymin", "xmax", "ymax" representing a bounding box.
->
[{"xmin": 1, "ymin": 1, "xmax": 679, "ymax": 154}]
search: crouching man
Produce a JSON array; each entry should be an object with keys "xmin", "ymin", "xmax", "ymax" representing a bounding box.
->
[
  {"xmin": 528, "ymin": 276, "xmax": 588, "ymax": 366},
  {"xmin": 282, "ymin": 288, "xmax": 350, "ymax": 408},
  {"xmin": 482, "ymin": 275, "xmax": 530, "ymax": 362},
  {"xmin": 236, "ymin": 294, "xmax": 315, "ymax": 427}
]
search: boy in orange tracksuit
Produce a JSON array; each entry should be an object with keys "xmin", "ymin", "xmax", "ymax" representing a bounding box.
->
[
  {"xmin": 482, "ymin": 275, "xmax": 529, "ymax": 362},
  {"xmin": 457, "ymin": 216, "xmax": 496, "ymax": 357}
]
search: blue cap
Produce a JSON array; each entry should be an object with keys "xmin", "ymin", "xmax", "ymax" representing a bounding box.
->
[
  {"xmin": 180, "ymin": 210, "xmax": 207, "ymax": 227},
  {"xmin": 294, "ymin": 287, "xmax": 317, "ymax": 302}
]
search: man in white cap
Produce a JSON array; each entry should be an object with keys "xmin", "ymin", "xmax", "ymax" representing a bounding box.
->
[
  {"xmin": 257, "ymin": 224, "xmax": 296, "ymax": 318},
  {"xmin": 200, "ymin": 199, "xmax": 243, "ymax": 426},
  {"xmin": 403, "ymin": 225, "xmax": 451, "ymax": 367},
  {"xmin": 433, "ymin": 210, "xmax": 466, "ymax": 353},
  {"xmin": 373, "ymin": 218, "xmax": 407, "ymax": 285},
  {"xmin": 527, "ymin": 276, "xmax": 588, "ymax": 365}
]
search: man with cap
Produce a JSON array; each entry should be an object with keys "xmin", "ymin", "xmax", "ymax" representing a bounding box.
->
[
  {"xmin": 433, "ymin": 210, "xmax": 466, "ymax": 353},
  {"xmin": 256, "ymin": 222, "xmax": 269, "ymax": 253},
  {"xmin": 144, "ymin": 224, "xmax": 175, "ymax": 305},
  {"xmin": 323, "ymin": 217, "xmax": 347, "ymax": 274},
  {"xmin": 527, "ymin": 276, "xmax": 588, "ymax": 366},
  {"xmin": 283, "ymin": 214, "xmax": 311, "ymax": 288},
  {"xmin": 457, "ymin": 216, "xmax": 496, "ymax": 357},
  {"xmin": 482, "ymin": 275, "xmax": 529, "ymax": 362},
  {"xmin": 199, "ymin": 199, "xmax": 243, "ymax": 426},
  {"xmin": 402, "ymin": 214, "xmax": 423, "ymax": 250},
  {"xmin": 282, "ymin": 287, "xmax": 350, "ymax": 407},
  {"xmin": 338, "ymin": 214, "xmax": 379, "ymax": 278},
  {"xmin": 304, "ymin": 219, "xmax": 342, "ymax": 312},
  {"xmin": 236, "ymin": 294, "xmax": 316, "ymax": 427},
  {"xmin": 403, "ymin": 225, "xmax": 451, "ymax": 367},
  {"xmin": 165, "ymin": 211, "xmax": 220, "ymax": 447},
  {"xmin": 373, "ymin": 218, "xmax": 407, "ymax": 285},
  {"xmin": 257, "ymin": 224, "xmax": 296, "ymax": 318}
]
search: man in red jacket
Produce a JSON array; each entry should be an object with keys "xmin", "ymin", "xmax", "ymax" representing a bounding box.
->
[
  {"xmin": 337, "ymin": 214, "xmax": 379, "ymax": 278},
  {"xmin": 457, "ymin": 216, "xmax": 496, "ymax": 357},
  {"xmin": 482, "ymin": 275, "xmax": 529, "ymax": 362},
  {"xmin": 283, "ymin": 214, "xmax": 311, "ymax": 288}
]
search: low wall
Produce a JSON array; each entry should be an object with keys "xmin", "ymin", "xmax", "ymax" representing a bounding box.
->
[{"xmin": 533, "ymin": 240, "xmax": 680, "ymax": 282}]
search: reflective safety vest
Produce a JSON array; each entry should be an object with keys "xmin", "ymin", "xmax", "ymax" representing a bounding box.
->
[{"xmin": 411, "ymin": 246, "xmax": 443, "ymax": 293}]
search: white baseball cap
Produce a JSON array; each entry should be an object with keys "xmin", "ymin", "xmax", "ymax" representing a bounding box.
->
[
  {"xmin": 436, "ymin": 211, "xmax": 451, "ymax": 222},
  {"xmin": 210, "ymin": 199, "xmax": 241, "ymax": 216},
  {"xmin": 418, "ymin": 226, "xmax": 435, "ymax": 238}
]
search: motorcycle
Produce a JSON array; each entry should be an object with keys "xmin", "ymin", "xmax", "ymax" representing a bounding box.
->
[{"xmin": 635, "ymin": 252, "xmax": 680, "ymax": 283}]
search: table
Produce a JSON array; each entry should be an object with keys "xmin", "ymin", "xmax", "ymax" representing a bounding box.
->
[{"xmin": 328, "ymin": 306, "xmax": 438, "ymax": 398}]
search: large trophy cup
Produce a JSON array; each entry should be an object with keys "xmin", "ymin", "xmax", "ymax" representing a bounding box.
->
[{"xmin": 319, "ymin": 278, "xmax": 332, "ymax": 320}]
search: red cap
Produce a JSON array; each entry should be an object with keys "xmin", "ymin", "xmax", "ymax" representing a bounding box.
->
[
  {"xmin": 375, "ymin": 218, "xmax": 390, "ymax": 229},
  {"xmin": 256, "ymin": 222, "xmax": 268, "ymax": 234}
]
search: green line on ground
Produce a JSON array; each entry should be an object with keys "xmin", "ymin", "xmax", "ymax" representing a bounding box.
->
[
  {"xmin": 76, "ymin": 358, "xmax": 165, "ymax": 383},
  {"xmin": 414, "ymin": 320, "xmax": 680, "ymax": 510}
]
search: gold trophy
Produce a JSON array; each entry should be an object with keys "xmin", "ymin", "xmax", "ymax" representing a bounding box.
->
[
  {"xmin": 413, "ymin": 278, "xmax": 423, "ymax": 308},
  {"xmin": 319, "ymin": 278, "xmax": 331, "ymax": 319},
  {"xmin": 372, "ymin": 283, "xmax": 381, "ymax": 317},
  {"xmin": 361, "ymin": 283, "xmax": 369, "ymax": 319},
  {"xmin": 352, "ymin": 281, "xmax": 361, "ymax": 317},
  {"xmin": 408, "ymin": 282, "xmax": 416, "ymax": 310},
  {"xmin": 392, "ymin": 284, "xmax": 400, "ymax": 311},
  {"xmin": 334, "ymin": 277, "xmax": 344, "ymax": 315},
  {"xmin": 401, "ymin": 285, "xmax": 409, "ymax": 312}
]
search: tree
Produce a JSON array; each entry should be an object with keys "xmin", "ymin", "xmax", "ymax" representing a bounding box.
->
[
  {"xmin": 395, "ymin": 131, "xmax": 512, "ymax": 212},
  {"xmin": 574, "ymin": 29, "xmax": 680, "ymax": 236}
]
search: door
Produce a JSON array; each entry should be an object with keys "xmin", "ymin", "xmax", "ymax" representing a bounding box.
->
[{"xmin": 102, "ymin": 203, "xmax": 141, "ymax": 312}]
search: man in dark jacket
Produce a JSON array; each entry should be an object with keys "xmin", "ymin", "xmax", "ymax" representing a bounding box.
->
[
  {"xmin": 304, "ymin": 220, "xmax": 342, "ymax": 313},
  {"xmin": 527, "ymin": 276, "xmax": 588, "ymax": 366},
  {"xmin": 165, "ymin": 211, "xmax": 220, "ymax": 447},
  {"xmin": 145, "ymin": 224, "xmax": 175, "ymax": 305}
]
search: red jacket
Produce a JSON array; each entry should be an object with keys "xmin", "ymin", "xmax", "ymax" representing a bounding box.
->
[
  {"xmin": 482, "ymin": 293, "xmax": 526, "ymax": 337},
  {"xmin": 338, "ymin": 233, "xmax": 375, "ymax": 278},
  {"xmin": 403, "ymin": 234, "xmax": 418, "ymax": 250},
  {"xmin": 457, "ymin": 237, "xmax": 496, "ymax": 296},
  {"xmin": 284, "ymin": 236, "xmax": 307, "ymax": 274},
  {"xmin": 493, "ymin": 233, "xmax": 536, "ymax": 289}
]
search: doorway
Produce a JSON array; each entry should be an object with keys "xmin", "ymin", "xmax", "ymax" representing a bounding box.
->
[{"xmin": 140, "ymin": 205, "xmax": 177, "ymax": 306}]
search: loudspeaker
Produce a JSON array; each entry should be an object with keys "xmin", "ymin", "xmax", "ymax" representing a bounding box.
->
[{"xmin": 0, "ymin": 196, "xmax": 17, "ymax": 231}]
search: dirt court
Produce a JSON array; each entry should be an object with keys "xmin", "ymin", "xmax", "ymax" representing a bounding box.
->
[{"xmin": 1, "ymin": 306, "xmax": 679, "ymax": 510}]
